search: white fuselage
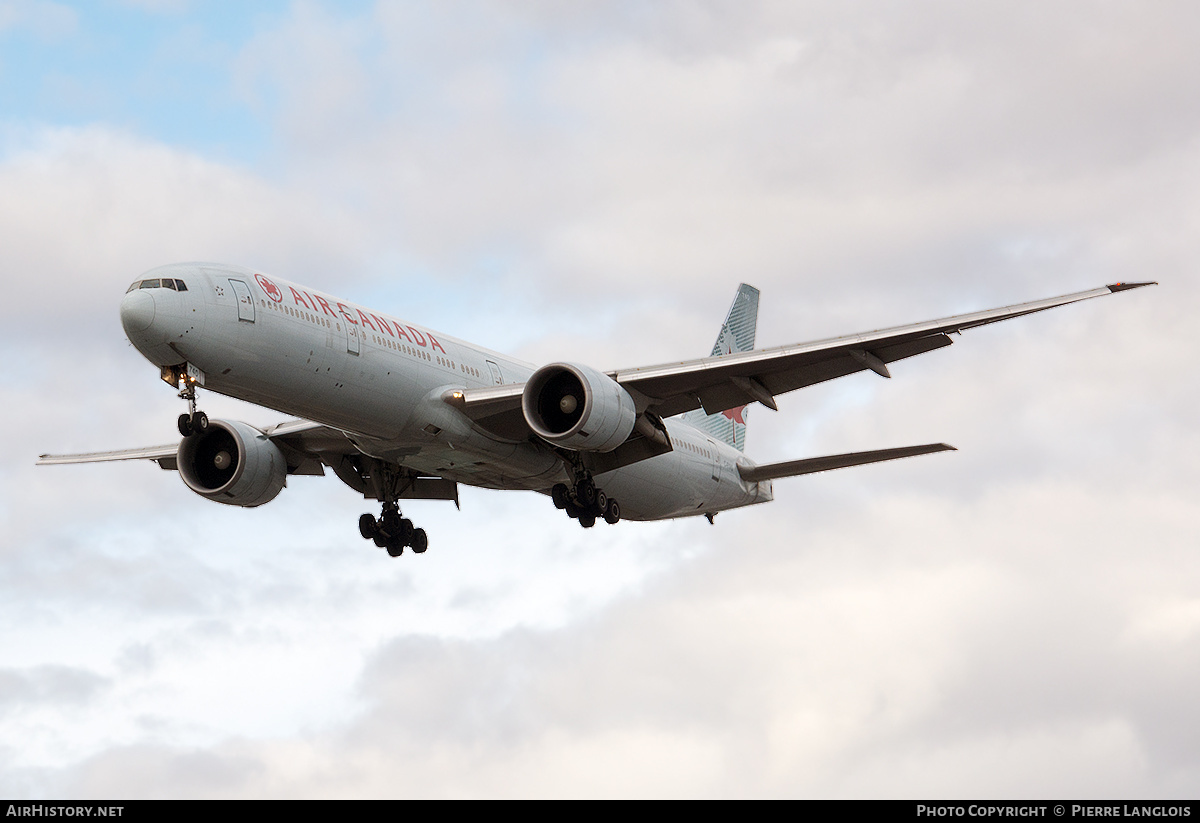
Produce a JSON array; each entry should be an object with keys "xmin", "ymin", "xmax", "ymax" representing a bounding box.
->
[{"xmin": 120, "ymin": 263, "xmax": 773, "ymax": 521}]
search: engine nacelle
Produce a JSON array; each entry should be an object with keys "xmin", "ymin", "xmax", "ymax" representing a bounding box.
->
[
  {"xmin": 521, "ymin": 362, "xmax": 637, "ymax": 452},
  {"xmin": 177, "ymin": 419, "xmax": 287, "ymax": 507}
]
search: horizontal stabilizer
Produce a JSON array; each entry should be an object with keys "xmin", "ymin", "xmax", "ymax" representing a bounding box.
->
[{"xmin": 737, "ymin": 443, "xmax": 956, "ymax": 483}]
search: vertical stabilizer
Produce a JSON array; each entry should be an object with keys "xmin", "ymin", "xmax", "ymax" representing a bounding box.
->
[{"xmin": 681, "ymin": 284, "xmax": 760, "ymax": 451}]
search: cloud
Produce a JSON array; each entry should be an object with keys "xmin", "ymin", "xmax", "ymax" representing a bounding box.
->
[
  {"xmin": 112, "ymin": 0, "xmax": 191, "ymax": 13},
  {"xmin": 0, "ymin": 125, "xmax": 370, "ymax": 334},
  {"xmin": 0, "ymin": 666, "xmax": 108, "ymax": 715},
  {"xmin": 215, "ymin": 1, "xmax": 1200, "ymax": 346},
  {"xmin": 0, "ymin": 0, "xmax": 75, "ymax": 39},
  {"xmin": 50, "ymin": 476, "xmax": 1200, "ymax": 797}
]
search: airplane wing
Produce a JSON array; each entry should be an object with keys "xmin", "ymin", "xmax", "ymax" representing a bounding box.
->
[
  {"xmin": 37, "ymin": 419, "xmax": 339, "ymax": 473},
  {"xmin": 37, "ymin": 420, "xmax": 460, "ymax": 502},
  {"xmin": 452, "ymin": 282, "xmax": 1156, "ymax": 432},
  {"xmin": 36, "ymin": 443, "xmax": 180, "ymax": 466}
]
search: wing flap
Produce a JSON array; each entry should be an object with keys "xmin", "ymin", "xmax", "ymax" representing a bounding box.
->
[
  {"xmin": 665, "ymin": 333, "xmax": 955, "ymax": 417},
  {"xmin": 757, "ymin": 332, "xmax": 956, "ymax": 395},
  {"xmin": 401, "ymin": 477, "xmax": 460, "ymax": 502},
  {"xmin": 443, "ymin": 385, "xmax": 530, "ymax": 441}
]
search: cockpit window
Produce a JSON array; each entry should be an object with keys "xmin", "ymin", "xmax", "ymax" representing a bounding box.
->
[{"xmin": 131, "ymin": 277, "xmax": 188, "ymax": 292}]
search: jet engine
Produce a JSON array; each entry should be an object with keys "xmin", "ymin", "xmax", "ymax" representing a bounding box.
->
[
  {"xmin": 521, "ymin": 362, "xmax": 637, "ymax": 452},
  {"xmin": 177, "ymin": 419, "xmax": 287, "ymax": 507}
]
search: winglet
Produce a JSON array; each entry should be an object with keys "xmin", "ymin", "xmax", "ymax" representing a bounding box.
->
[{"xmin": 1107, "ymin": 281, "xmax": 1157, "ymax": 293}]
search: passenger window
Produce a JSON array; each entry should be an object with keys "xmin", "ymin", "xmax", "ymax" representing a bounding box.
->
[
  {"xmin": 175, "ymin": 279, "xmax": 188, "ymax": 291},
  {"xmin": 140, "ymin": 279, "xmax": 160, "ymax": 289}
]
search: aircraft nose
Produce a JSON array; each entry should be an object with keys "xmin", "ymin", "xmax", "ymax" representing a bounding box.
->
[{"xmin": 120, "ymin": 289, "xmax": 156, "ymax": 333}]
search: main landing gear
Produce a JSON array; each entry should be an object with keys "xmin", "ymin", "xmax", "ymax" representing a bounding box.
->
[
  {"xmin": 176, "ymin": 377, "xmax": 209, "ymax": 437},
  {"xmin": 551, "ymin": 474, "xmax": 621, "ymax": 529},
  {"xmin": 354, "ymin": 462, "xmax": 428, "ymax": 558},
  {"xmin": 359, "ymin": 503, "xmax": 427, "ymax": 557}
]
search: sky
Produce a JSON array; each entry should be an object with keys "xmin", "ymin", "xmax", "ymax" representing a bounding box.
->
[{"xmin": 1, "ymin": 0, "xmax": 1196, "ymax": 799}]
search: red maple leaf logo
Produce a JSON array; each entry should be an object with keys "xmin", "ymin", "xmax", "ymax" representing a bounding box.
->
[
  {"xmin": 721, "ymin": 405, "xmax": 747, "ymax": 425},
  {"xmin": 255, "ymin": 273, "xmax": 283, "ymax": 302}
]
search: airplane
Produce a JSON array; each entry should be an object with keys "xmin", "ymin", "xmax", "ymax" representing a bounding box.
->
[{"xmin": 38, "ymin": 263, "xmax": 1154, "ymax": 557}]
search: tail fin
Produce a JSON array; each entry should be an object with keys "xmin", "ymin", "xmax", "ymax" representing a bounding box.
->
[{"xmin": 681, "ymin": 283, "xmax": 760, "ymax": 452}]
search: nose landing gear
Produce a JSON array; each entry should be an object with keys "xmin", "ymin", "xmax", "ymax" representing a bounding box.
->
[
  {"xmin": 178, "ymin": 410, "xmax": 208, "ymax": 437},
  {"xmin": 171, "ymin": 366, "xmax": 209, "ymax": 437}
]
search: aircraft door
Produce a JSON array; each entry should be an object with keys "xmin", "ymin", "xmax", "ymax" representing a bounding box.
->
[
  {"xmin": 486, "ymin": 360, "xmax": 503, "ymax": 385},
  {"xmin": 705, "ymin": 437, "xmax": 720, "ymax": 482},
  {"xmin": 341, "ymin": 316, "xmax": 360, "ymax": 355},
  {"xmin": 229, "ymin": 279, "xmax": 255, "ymax": 322}
]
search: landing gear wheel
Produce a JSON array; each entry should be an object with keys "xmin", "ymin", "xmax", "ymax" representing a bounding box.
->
[
  {"xmin": 359, "ymin": 464, "xmax": 433, "ymax": 560},
  {"xmin": 411, "ymin": 528, "xmax": 428, "ymax": 554},
  {"xmin": 359, "ymin": 514, "xmax": 379, "ymax": 539},
  {"xmin": 564, "ymin": 500, "xmax": 581, "ymax": 519},
  {"xmin": 576, "ymin": 481, "xmax": 597, "ymax": 508},
  {"xmin": 604, "ymin": 499, "xmax": 621, "ymax": 525},
  {"xmin": 578, "ymin": 513, "xmax": 596, "ymax": 529},
  {"xmin": 178, "ymin": 413, "xmax": 194, "ymax": 437},
  {"xmin": 551, "ymin": 483, "xmax": 570, "ymax": 510},
  {"xmin": 192, "ymin": 411, "xmax": 209, "ymax": 432},
  {"xmin": 593, "ymin": 489, "xmax": 608, "ymax": 517}
]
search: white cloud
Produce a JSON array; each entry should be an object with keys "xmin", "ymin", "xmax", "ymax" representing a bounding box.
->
[
  {"xmin": 46, "ymin": 476, "xmax": 1200, "ymax": 797},
  {"xmin": 0, "ymin": 125, "xmax": 370, "ymax": 331}
]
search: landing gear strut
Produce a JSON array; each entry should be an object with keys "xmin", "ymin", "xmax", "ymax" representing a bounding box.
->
[
  {"xmin": 356, "ymin": 463, "xmax": 429, "ymax": 558},
  {"xmin": 175, "ymin": 373, "xmax": 208, "ymax": 437},
  {"xmin": 552, "ymin": 456, "xmax": 621, "ymax": 528}
]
